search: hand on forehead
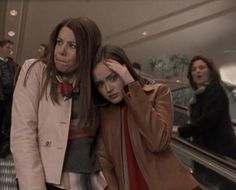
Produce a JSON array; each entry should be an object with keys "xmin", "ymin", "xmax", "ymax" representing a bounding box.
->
[
  {"xmin": 103, "ymin": 59, "xmax": 125, "ymax": 72},
  {"xmin": 103, "ymin": 59, "xmax": 120, "ymax": 65},
  {"xmin": 102, "ymin": 58, "xmax": 134, "ymax": 85}
]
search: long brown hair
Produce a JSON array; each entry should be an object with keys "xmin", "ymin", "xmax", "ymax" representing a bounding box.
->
[{"xmin": 26, "ymin": 17, "xmax": 102, "ymax": 130}]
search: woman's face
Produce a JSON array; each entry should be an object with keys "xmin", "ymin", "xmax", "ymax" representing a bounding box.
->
[
  {"xmin": 54, "ymin": 26, "xmax": 78, "ymax": 74},
  {"xmin": 93, "ymin": 61, "xmax": 125, "ymax": 104},
  {"xmin": 37, "ymin": 45, "xmax": 46, "ymax": 58},
  {"xmin": 191, "ymin": 59, "xmax": 210, "ymax": 88}
]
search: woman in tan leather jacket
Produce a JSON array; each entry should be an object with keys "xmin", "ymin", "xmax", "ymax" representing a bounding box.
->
[{"xmin": 93, "ymin": 45, "xmax": 199, "ymax": 190}]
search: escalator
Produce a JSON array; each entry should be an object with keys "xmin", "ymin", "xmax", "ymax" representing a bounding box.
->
[
  {"xmin": 0, "ymin": 156, "xmax": 17, "ymax": 190},
  {"xmin": 171, "ymin": 136, "xmax": 236, "ymax": 190},
  {"xmin": 172, "ymin": 103, "xmax": 236, "ymax": 190},
  {"xmin": 1, "ymin": 140, "xmax": 235, "ymax": 190},
  {"xmin": 1, "ymin": 143, "xmax": 235, "ymax": 190}
]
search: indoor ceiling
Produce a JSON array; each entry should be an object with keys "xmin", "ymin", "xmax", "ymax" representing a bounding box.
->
[{"xmin": 1, "ymin": 0, "xmax": 236, "ymax": 74}]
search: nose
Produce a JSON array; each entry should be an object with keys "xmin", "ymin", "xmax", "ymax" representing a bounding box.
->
[
  {"xmin": 105, "ymin": 82, "xmax": 113, "ymax": 92},
  {"xmin": 195, "ymin": 67, "xmax": 201, "ymax": 73},
  {"xmin": 58, "ymin": 44, "xmax": 66, "ymax": 56}
]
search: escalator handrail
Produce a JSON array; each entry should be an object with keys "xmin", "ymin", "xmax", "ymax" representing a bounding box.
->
[
  {"xmin": 172, "ymin": 135, "xmax": 236, "ymax": 170},
  {"xmin": 171, "ymin": 137, "xmax": 236, "ymax": 183},
  {"xmin": 174, "ymin": 103, "xmax": 236, "ymax": 126}
]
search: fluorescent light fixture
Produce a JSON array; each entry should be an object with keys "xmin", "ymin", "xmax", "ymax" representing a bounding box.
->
[
  {"xmin": 10, "ymin": 10, "xmax": 18, "ymax": 16},
  {"xmin": 8, "ymin": 31, "xmax": 16, "ymax": 37},
  {"xmin": 142, "ymin": 31, "xmax": 148, "ymax": 36}
]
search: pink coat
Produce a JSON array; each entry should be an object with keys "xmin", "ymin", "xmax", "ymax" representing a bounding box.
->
[{"xmin": 11, "ymin": 59, "xmax": 107, "ymax": 190}]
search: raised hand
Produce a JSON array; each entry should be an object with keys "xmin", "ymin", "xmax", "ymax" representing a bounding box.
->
[{"xmin": 103, "ymin": 59, "xmax": 134, "ymax": 85}]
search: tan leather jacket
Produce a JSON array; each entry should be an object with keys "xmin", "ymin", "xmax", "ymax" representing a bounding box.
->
[{"xmin": 97, "ymin": 81, "xmax": 198, "ymax": 190}]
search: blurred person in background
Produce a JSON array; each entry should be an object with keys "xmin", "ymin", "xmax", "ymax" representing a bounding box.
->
[
  {"xmin": 0, "ymin": 39, "xmax": 17, "ymax": 158},
  {"xmin": 132, "ymin": 61, "xmax": 141, "ymax": 71},
  {"xmin": 37, "ymin": 43, "xmax": 49, "ymax": 60},
  {"xmin": 173, "ymin": 55, "xmax": 236, "ymax": 159},
  {"xmin": 14, "ymin": 43, "xmax": 50, "ymax": 83},
  {"xmin": 132, "ymin": 61, "xmax": 157, "ymax": 85},
  {"xmin": 173, "ymin": 55, "xmax": 236, "ymax": 189}
]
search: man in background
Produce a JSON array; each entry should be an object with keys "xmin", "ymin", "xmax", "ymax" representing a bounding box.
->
[
  {"xmin": 132, "ymin": 61, "xmax": 142, "ymax": 71},
  {"xmin": 0, "ymin": 39, "xmax": 17, "ymax": 158},
  {"xmin": 37, "ymin": 43, "xmax": 49, "ymax": 59},
  {"xmin": 132, "ymin": 61, "xmax": 157, "ymax": 84}
]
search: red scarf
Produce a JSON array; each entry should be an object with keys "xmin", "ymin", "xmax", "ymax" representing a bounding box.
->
[
  {"xmin": 56, "ymin": 75, "xmax": 74, "ymax": 100},
  {"xmin": 60, "ymin": 81, "xmax": 73, "ymax": 100}
]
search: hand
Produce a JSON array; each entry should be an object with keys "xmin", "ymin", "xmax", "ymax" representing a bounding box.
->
[{"xmin": 104, "ymin": 59, "xmax": 134, "ymax": 85}]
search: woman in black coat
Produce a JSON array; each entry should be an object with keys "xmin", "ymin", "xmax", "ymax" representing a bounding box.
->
[
  {"xmin": 173, "ymin": 55, "xmax": 236, "ymax": 159},
  {"xmin": 173, "ymin": 55, "xmax": 236, "ymax": 189}
]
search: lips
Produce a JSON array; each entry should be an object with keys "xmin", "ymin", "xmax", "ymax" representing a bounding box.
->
[
  {"xmin": 108, "ymin": 93, "xmax": 118, "ymax": 99},
  {"xmin": 55, "ymin": 58, "xmax": 67, "ymax": 65}
]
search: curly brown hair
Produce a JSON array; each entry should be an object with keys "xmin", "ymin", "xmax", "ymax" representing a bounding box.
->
[{"xmin": 187, "ymin": 55, "xmax": 221, "ymax": 90}]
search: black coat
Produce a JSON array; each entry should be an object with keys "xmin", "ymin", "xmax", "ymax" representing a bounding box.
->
[{"xmin": 179, "ymin": 82, "xmax": 236, "ymax": 159}]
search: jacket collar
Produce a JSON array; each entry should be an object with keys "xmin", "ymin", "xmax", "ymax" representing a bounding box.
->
[{"xmin": 143, "ymin": 84, "xmax": 156, "ymax": 92}]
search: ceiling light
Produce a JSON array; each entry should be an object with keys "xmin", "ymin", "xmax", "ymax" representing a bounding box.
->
[
  {"xmin": 223, "ymin": 50, "xmax": 236, "ymax": 54},
  {"xmin": 142, "ymin": 31, "xmax": 148, "ymax": 36},
  {"xmin": 8, "ymin": 31, "xmax": 16, "ymax": 37},
  {"xmin": 10, "ymin": 10, "xmax": 18, "ymax": 16}
]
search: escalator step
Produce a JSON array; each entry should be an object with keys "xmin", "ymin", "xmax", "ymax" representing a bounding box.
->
[{"xmin": 0, "ymin": 157, "xmax": 18, "ymax": 190}]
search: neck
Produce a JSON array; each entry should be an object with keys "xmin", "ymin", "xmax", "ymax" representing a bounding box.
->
[{"xmin": 197, "ymin": 81, "xmax": 210, "ymax": 89}]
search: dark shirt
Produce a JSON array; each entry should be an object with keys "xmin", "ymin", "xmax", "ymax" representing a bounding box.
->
[
  {"xmin": 0, "ymin": 58, "xmax": 16, "ymax": 99},
  {"xmin": 63, "ymin": 92, "xmax": 100, "ymax": 173}
]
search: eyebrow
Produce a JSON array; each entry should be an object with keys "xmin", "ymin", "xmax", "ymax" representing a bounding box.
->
[
  {"xmin": 94, "ymin": 71, "xmax": 116, "ymax": 83},
  {"xmin": 57, "ymin": 37, "xmax": 76, "ymax": 44}
]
